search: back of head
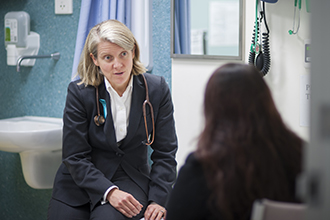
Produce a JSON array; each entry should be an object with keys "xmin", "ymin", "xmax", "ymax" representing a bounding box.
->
[
  {"xmin": 203, "ymin": 63, "xmax": 275, "ymax": 132},
  {"xmin": 196, "ymin": 63, "xmax": 303, "ymax": 220},
  {"xmin": 77, "ymin": 19, "xmax": 146, "ymax": 86}
]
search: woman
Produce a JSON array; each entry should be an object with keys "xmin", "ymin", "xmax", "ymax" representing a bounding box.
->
[
  {"xmin": 166, "ymin": 63, "xmax": 303, "ymax": 220},
  {"xmin": 48, "ymin": 20, "xmax": 177, "ymax": 220}
]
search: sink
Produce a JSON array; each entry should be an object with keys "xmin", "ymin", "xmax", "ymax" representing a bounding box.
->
[
  {"xmin": 0, "ymin": 116, "xmax": 63, "ymax": 189},
  {"xmin": 0, "ymin": 116, "xmax": 63, "ymax": 152}
]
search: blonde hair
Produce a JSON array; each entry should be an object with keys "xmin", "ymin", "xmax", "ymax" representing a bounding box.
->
[{"xmin": 77, "ymin": 19, "xmax": 147, "ymax": 86}]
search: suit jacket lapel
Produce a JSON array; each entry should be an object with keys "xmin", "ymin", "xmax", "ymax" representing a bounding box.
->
[
  {"xmin": 122, "ymin": 75, "xmax": 145, "ymax": 147},
  {"xmin": 98, "ymin": 82, "xmax": 124, "ymax": 153}
]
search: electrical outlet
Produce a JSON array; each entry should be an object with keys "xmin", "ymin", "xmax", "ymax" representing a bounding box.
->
[{"xmin": 55, "ymin": 0, "xmax": 73, "ymax": 14}]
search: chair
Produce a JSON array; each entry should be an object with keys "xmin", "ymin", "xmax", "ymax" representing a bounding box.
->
[{"xmin": 250, "ymin": 199, "xmax": 306, "ymax": 220}]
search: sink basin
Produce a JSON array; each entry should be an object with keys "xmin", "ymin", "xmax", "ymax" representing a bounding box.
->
[
  {"xmin": 0, "ymin": 116, "xmax": 63, "ymax": 189},
  {"xmin": 0, "ymin": 116, "xmax": 63, "ymax": 153}
]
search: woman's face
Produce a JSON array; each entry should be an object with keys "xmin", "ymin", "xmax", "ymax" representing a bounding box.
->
[{"xmin": 91, "ymin": 40, "xmax": 135, "ymax": 96}]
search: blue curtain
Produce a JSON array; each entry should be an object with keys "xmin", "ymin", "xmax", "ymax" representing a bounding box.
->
[
  {"xmin": 174, "ymin": 0, "xmax": 190, "ymax": 54},
  {"xmin": 71, "ymin": 0, "xmax": 132, "ymax": 80}
]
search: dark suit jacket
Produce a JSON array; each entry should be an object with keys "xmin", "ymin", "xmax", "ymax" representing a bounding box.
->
[{"xmin": 51, "ymin": 73, "xmax": 178, "ymax": 210}]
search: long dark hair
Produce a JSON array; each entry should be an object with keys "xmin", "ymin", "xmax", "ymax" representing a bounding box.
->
[{"xmin": 195, "ymin": 63, "xmax": 302, "ymax": 220}]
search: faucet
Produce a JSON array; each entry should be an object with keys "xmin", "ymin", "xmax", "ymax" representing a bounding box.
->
[{"xmin": 16, "ymin": 52, "xmax": 61, "ymax": 72}]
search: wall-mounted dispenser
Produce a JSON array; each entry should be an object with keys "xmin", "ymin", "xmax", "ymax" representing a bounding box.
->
[{"xmin": 5, "ymin": 11, "xmax": 40, "ymax": 67}]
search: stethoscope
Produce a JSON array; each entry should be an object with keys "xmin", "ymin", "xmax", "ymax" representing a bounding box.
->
[{"xmin": 94, "ymin": 74, "xmax": 155, "ymax": 145}]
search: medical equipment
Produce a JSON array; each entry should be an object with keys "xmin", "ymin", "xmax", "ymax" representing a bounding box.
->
[
  {"xmin": 94, "ymin": 74, "xmax": 155, "ymax": 145},
  {"xmin": 5, "ymin": 11, "xmax": 60, "ymax": 71},
  {"xmin": 289, "ymin": 0, "xmax": 302, "ymax": 35},
  {"xmin": 141, "ymin": 74, "xmax": 155, "ymax": 145},
  {"xmin": 94, "ymin": 86, "xmax": 106, "ymax": 126},
  {"xmin": 5, "ymin": 11, "xmax": 30, "ymax": 48},
  {"xmin": 249, "ymin": 0, "xmax": 271, "ymax": 76},
  {"xmin": 304, "ymin": 39, "xmax": 311, "ymax": 68},
  {"xmin": 5, "ymin": 11, "xmax": 40, "ymax": 66}
]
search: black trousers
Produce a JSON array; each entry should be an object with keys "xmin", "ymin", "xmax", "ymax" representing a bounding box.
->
[{"xmin": 48, "ymin": 166, "xmax": 148, "ymax": 220}]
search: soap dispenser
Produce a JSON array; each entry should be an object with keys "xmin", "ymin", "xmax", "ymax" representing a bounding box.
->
[{"xmin": 4, "ymin": 11, "xmax": 40, "ymax": 66}]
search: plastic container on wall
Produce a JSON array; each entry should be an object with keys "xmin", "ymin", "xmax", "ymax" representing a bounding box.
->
[{"xmin": 5, "ymin": 11, "xmax": 30, "ymax": 48}]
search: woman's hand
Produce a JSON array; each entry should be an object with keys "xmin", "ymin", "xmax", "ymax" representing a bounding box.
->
[
  {"xmin": 144, "ymin": 202, "xmax": 166, "ymax": 220},
  {"xmin": 107, "ymin": 188, "xmax": 143, "ymax": 218}
]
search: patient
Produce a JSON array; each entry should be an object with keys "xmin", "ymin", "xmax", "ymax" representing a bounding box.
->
[{"xmin": 166, "ymin": 63, "xmax": 303, "ymax": 220}]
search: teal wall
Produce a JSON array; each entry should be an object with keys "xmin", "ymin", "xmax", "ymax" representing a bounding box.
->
[{"xmin": 0, "ymin": 0, "xmax": 171, "ymax": 219}]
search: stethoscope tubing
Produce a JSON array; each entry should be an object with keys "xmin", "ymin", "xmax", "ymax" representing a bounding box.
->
[
  {"xmin": 94, "ymin": 74, "xmax": 155, "ymax": 145},
  {"xmin": 141, "ymin": 74, "xmax": 155, "ymax": 145}
]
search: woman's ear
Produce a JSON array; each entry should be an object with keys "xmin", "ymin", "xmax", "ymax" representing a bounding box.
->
[{"xmin": 90, "ymin": 53, "xmax": 99, "ymax": 66}]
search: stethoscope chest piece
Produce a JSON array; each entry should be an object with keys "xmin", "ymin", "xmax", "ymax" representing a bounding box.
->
[
  {"xmin": 94, "ymin": 86, "xmax": 105, "ymax": 126},
  {"xmin": 94, "ymin": 115, "xmax": 105, "ymax": 126}
]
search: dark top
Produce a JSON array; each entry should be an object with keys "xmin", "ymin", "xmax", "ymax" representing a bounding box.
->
[
  {"xmin": 166, "ymin": 149, "xmax": 301, "ymax": 220},
  {"xmin": 166, "ymin": 153, "xmax": 220, "ymax": 220}
]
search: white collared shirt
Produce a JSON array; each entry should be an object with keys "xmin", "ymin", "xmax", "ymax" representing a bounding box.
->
[
  {"xmin": 102, "ymin": 75, "xmax": 133, "ymax": 204},
  {"xmin": 104, "ymin": 75, "xmax": 133, "ymax": 143}
]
